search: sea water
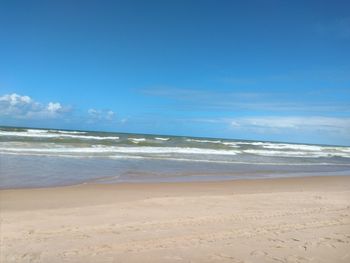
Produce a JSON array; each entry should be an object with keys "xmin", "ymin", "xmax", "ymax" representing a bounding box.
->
[{"xmin": 1, "ymin": 126, "xmax": 349, "ymax": 188}]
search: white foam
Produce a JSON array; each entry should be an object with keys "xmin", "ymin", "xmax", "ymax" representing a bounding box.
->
[
  {"xmin": 0, "ymin": 146, "xmax": 240, "ymax": 156},
  {"xmin": 27, "ymin": 129, "xmax": 50, "ymax": 133},
  {"xmin": 0, "ymin": 131, "xmax": 119, "ymax": 140},
  {"xmin": 221, "ymin": 142, "xmax": 240, "ymax": 147},
  {"xmin": 186, "ymin": 139, "xmax": 222, "ymax": 144},
  {"xmin": 3, "ymin": 151, "xmax": 349, "ymax": 166},
  {"xmin": 243, "ymin": 149, "xmax": 350, "ymax": 158},
  {"xmin": 155, "ymin": 137, "xmax": 170, "ymax": 141},
  {"xmin": 27, "ymin": 128, "xmax": 87, "ymax": 135},
  {"xmin": 260, "ymin": 143, "xmax": 323, "ymax": 151},
  {"xmin": 128, "ymin": 138, "xmax": 147, "ymax": 143},
  {"xmin": 236, "ymin": 141, "xmax": 267, "ymax": 146},
  {"xmin": 55, "ymin": 130, "xmax": 87, "ymax": 134},
  {"xmin": 0, "ymin": 131, "xmax": 58, "ymax": 138},
  {"xmin": 110, "ymin": 155, "xmax": 350, "ymax": 166},
  {"xmin": 326, "ymin": 147, "xmax": 350, "ymax": 153},
  {"xmin": 66, "ymin": 134, "xmax": 120, "ymax": 140},
  {"xmin": 234, "ymin": 141, "xmax": 350, "ymax": 152}
]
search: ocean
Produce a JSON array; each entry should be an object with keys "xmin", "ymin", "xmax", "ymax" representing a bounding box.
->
[{"xmin": 1, "ymin": 126, "xmax": 350, "ymax": 188}]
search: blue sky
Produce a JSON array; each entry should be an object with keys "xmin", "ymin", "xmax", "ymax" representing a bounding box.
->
[{"xmin": 0, "ymin": 0, "xmax": 349, "ymax": 145}]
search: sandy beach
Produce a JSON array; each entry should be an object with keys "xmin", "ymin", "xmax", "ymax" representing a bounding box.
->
[{"xmin": 1, "ymin": 176, "xmax": 350, "ymax": 263}]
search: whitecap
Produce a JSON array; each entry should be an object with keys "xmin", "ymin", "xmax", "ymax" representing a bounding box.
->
[
  {"xmin": 155, "ymin": 137, "xmax": 170, "ymax": 141},
  {"xmin": 0, "ymin": 130, "xmax": 119, "ymax": 140},
  {"xmin": 55, "ymin": 130, "xmax": 87, "ymax": 135},
  {"xmin": 0, "ymin": 146, "xmax": 240, "ymax": 156},
  {"xmin": 128, "ymin": 138, "xmax": 147, "ymax": 143},
  {"xmin": 186, "ymin": 139, "xmax": 222, "ymax": 144}
]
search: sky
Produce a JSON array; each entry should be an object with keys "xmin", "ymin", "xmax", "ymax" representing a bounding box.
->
[{"xmin": 0, "ymin": 0, "xmax": 349, "ymax": 145}]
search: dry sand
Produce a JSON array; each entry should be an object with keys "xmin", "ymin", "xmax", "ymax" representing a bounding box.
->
[{"xmin": 1, "ymin": 176, "xmax": 350, "ymax": 263}]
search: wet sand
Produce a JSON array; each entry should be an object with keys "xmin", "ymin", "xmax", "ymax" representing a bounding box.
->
[{"xmin": 1, "ymin": 176, "xmax": 350, "ymax": 262}]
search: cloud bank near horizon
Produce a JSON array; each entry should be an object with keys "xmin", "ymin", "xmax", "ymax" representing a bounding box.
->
[
  {"xmin": 227, "ymin": 116, "xmax": 350, "ymax": 143},
  {"xmin": 0, "ymin": 93, "xmax": 68, "ymax": 119},
  {"xmin": 0, "ymin": 93, "xmax": 116, "ymax": 125}
]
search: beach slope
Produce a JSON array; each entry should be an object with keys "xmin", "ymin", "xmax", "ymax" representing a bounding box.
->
[{"xmin": 1, "ymin": 176, "xmax": 350, "ymax": 262}]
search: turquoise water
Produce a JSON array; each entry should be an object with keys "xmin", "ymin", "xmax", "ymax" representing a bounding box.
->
[{"xmin": 1, "ymin": 126, "xmax": 350, "ymax": 188}]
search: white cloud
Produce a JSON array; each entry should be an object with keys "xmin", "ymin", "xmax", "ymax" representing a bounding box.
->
[
  {"xmin": 87, "ymin": 108, "xmax": 99, "ymax": 117},
  {"xmin": 120, "ymin": 118, "xmax": 128, "ymax": 124},
  {"xmin": 142, "ymin": 87, "xmax": 350, "ymax": 113},
  {"xmin": 1, "ymin": 93, "xmax": 122, "ymax": 127},
  {"xmin": 229, "ymin": 116, "xmax": 350, "ymax": 134},
  {"xmin": 106, "ymin": 110, "xmax": 116, "ymax": 120},
  {"xmin": 87, "ymin": 108, "xmax": 116, "ymax": 122},
  {"xmin": 0, "ymin": 93, "xmax": 68, "ymax": 119},
  {"xmin": 47, "ymin": 102, "xmax": 62, "ymax": 113},
  {"xmin": 0, "ymin": 93, "xmax": 33, "ymax": 105}
]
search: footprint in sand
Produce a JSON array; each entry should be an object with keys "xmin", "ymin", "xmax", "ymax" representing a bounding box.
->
[
  {"xmin": 250, "ymin": 250, "xmax": 268, "ymax": 257},
  {"xmin": 210, "ymin": 253, "xmax": 243, "ymax": 262},
  {"xmin": 61, "ymin": 250, "xmax": 79, "ymax": 258},
  {"xmin": 163, "ymin": 255, "xmax": 184, "ymax": 261},
  {"xmin": 21, "ymin": 252, "xmax": 42, "ymax": 262},
  {"xmin": 27, "ymin": 229, "xmax": 35, "ymax": 235},
  {"xmin": 268, "ymin": 238, "xmax": 285, "ymax": 243},
  {"xmin": 285, "ymin": 255, "xmax": 312, "ymax": 263}
]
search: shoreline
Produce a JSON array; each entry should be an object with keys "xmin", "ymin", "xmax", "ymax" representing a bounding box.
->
[
  {"xmin": 1, "ymin": 175, "xmax": 350, "ymax": 262},
  {"xmin": 1, "ymin": 172, "xmax": 350, "ymax": 191}
]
